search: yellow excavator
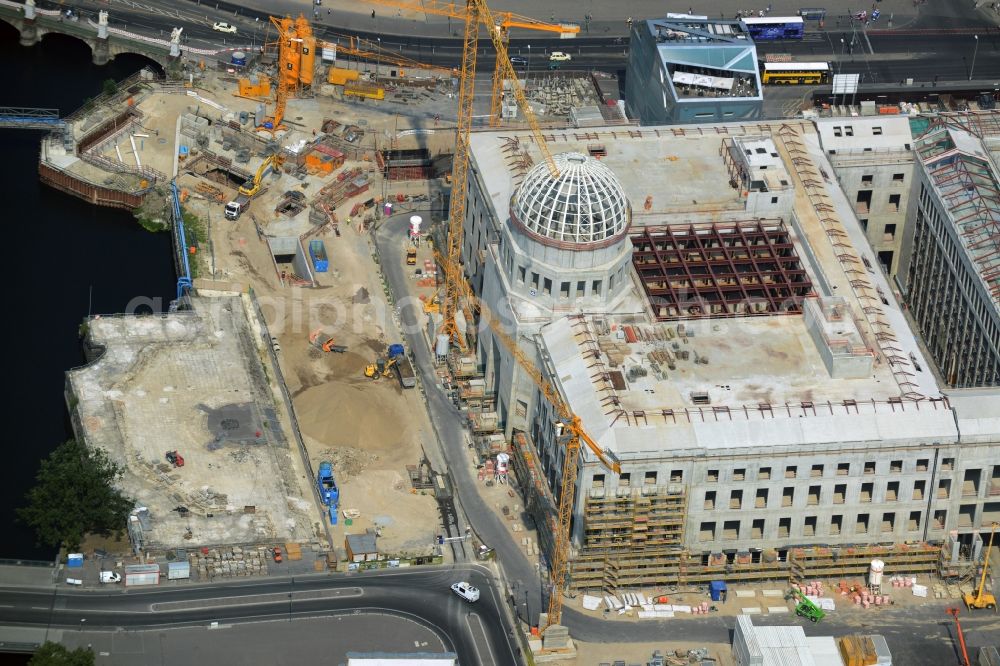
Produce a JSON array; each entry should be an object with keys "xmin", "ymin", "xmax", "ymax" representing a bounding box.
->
[
  {"xmin": 225, "ymin": 153, "xmax": 284, "ymax": 220},
  {"xmin": 965, "ymin": 522, "xmax": 998, "ymax": 610}
]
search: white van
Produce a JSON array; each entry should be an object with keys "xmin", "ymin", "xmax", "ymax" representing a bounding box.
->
[
  {"xmin": 451, "ymin": 581, "xmax": 480, "ymax": 602},
  {"xmin": 99, "ymin": 571, "xmax": 122, "ymax": 584}
]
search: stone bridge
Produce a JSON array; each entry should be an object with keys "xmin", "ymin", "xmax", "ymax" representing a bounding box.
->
[{"xmin": 0, "ymin": 0, "xmax": 217, "ymax": 67}]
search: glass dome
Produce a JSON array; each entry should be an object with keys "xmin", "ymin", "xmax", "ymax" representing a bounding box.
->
[{"xmin": 510, "ymin": 152, "xmax": 631, "ymax": 248}]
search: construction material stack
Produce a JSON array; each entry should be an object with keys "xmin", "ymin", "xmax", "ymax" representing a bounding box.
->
[{"xmin": 837, "ymin": 635, "xmax": 892, "ymax": 666}]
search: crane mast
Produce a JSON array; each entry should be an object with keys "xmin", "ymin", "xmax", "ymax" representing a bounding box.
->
[{"xmin": 443, "ymin": 0, "xmax": 605, "ymax": 630}]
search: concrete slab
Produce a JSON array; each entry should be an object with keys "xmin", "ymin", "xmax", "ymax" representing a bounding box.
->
[{"xmin": 67, "ymin": 295, "xmax": 316, "ymax": 550}]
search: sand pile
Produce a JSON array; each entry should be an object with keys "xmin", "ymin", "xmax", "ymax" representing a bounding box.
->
[{"xmin": 294, "ymin": 380, "xmax": 411, "ymax": 452}]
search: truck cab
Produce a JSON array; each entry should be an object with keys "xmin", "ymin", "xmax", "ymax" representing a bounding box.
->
[{"xmin": 225, "ymin": 195, "xmax": 250, "ymax": 220}]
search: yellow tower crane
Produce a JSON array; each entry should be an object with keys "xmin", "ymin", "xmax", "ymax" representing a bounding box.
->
[
  {"xmin": 362, "ymin": 0, "xmax": 579, "ymax": 125},
  {"xmin": 441, "ymin": 0, "xmax": 560, "ymax": 348},
  {"xmin": 437, "ymin": 0, "xmax": 608, "ymax": 628},
  {"xmin": 258, "ymin": 16, "xmax": 296, "ymax": 134}
]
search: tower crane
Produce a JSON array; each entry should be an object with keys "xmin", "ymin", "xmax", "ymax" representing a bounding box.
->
[
  {"xmin": 442, "ymin": 0, "xmax": 599, "ymax": 627},
  {"xmin": 362, "ymin": 0, "xmax": 579, "ymax": 125},
  {"xmin": 258, "ymin": 16, "xmax": 295, "ymax": 134},
  {"xmin": 441, "ymin": 0, "xmax": 560, "ymax": 347},
  {"xmin": 474, "ymin": 290, "xmax": 620, "ymax": 626}
]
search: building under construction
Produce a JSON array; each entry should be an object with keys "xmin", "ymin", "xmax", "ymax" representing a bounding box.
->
[
  {"xmin": 904, "ymin": 123, "xmax": 1000, "ymax": 388},
  {"xmin": 458, "ymin": 119, "xmax": 1000, "ymax": 591}
]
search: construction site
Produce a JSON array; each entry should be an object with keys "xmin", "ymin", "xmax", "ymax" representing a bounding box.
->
[{"xmin": 31, "ymin": 0, "xmax": 1000, "ymax": 661}]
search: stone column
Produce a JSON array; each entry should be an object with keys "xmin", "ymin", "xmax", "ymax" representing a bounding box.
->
[
  {"xmin": 93, "ymin": 10, "xmax": 110, "ymax": 65},
  {"xmin": 20, "ymin": 0, "xmax": 39, "ymax": 46}
]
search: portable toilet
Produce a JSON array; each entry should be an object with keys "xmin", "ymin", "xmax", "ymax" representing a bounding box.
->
[
  {"xmin": 67, "ymin": 553, "xmax": 84, "ymax": 569},
  {"xmin": 709, "ymin": 580, "xmax": 728, "ymax": 602},
  {"xmin": 329, "ymin": 506, "xmax": 338, "ymax": 525}
]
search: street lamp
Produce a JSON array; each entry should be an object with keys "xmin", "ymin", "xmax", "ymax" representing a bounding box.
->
[
  {"xmin": 970, "ymin": 35, "xmax": 980, "ymax": 81},
  {"xmin": 526, "ymin": 45, "xmax": 531, "ymax": 88},
  {"xmin": 376, "ymin": 37, "xmax": 381, "ymax": 85}
]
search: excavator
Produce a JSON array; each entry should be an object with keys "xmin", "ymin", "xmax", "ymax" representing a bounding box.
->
[
  {"xmin": 225, "ymin": 153, "xmax": 283, "ymax": 220},
  {"xmin": 364, "ymin": 357, "xmax": 397, "ymax": 379},
  {"xmin": 964, "ymin": 522, "xmax": 998, "ymax": 610}
]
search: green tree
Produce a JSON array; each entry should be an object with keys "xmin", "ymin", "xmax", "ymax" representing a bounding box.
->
[
  {"xmin": 101, "ymin": 78, "xmax": 117, "ymax": 96},
  {"xmin": 18, "ymin": 440, "xmax": 134, "ymax": 550},
  {"xmin": 28, "ymin": 642, "xmax": 94, "ymax": 666}
]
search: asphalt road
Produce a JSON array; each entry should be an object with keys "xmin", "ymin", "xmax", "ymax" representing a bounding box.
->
[
  {"xmin": 33, "ymin": 0, "xmax": 1000, "ymax": 87},
  {"xmin": 373, "ymin": 212, "xmax": 549, "ymax": 629},
  {"xmin": 0, "ymin": 564, "xmax": 518, "ymax": 665}
]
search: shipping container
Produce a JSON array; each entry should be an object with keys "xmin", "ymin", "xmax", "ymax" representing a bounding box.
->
[
  {"xmin": 167, "ymin": 561, "xmax": 191, "ymax": 580},
  {"xmin": 124, "ymin": 564, "xmax": 161, "ymax": 587},
  {"xmin": 309, "ymin": 239, "xmax": 329, "ymax": 272}
]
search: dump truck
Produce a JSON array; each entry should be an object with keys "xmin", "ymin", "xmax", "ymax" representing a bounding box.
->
[
  {"xmin": 387, "ymin": 344, "xmax": 415, "ymax": 389},
  {"xmin": 224, "ymin": 193, "xmax": 251, "ymax": 220},
  {"xmin": 317, "ymin": 461, "xmax": 340, "ymax": 508}
]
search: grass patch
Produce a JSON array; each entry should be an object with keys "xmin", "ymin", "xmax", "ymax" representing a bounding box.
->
[
  {"xmin": 135, "ymin": 214, "xmax": 168, "ymax": 232},
  {"xmin": 180, "ymin": 207, "xmax": 209, "ymax": 279}
]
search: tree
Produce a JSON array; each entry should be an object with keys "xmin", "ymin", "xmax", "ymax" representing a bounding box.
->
[
  {"xmin": 28, "ymin": 642, "xmax": 94, "ymax": 666},
  {"xmin": 18, "ymin": 440, "xmax": 134, "ymax": 550},
  {"xmin": 101, "ymin": 78, "xmax": 117, "ymax": 96}
]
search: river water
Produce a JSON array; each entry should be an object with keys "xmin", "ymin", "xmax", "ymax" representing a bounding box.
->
[{"xmin": 0, "ymin": 26, "xmax": 176, "ymax": 559}]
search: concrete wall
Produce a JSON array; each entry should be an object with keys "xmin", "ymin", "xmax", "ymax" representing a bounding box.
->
[
  {"xmin": 904, "ymin": 174, "xmax": 1000, "ymax": 387},
  {"xmin": 574, "ymin": 436, "xmax": 1000, "ymax": 553},
  {"xmin": 816, "ymin": 117, "xmax": 915, "ymax": 278}
]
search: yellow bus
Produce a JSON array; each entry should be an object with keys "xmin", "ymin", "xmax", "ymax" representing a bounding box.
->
[{"xmin": 761, "ymin": 62, "xmax": 830, "ymax": 85}]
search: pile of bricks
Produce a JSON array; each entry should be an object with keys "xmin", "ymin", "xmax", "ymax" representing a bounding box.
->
[{"xmin": 194, "ymin": 545, "xmax": 270, "ymax": 579}]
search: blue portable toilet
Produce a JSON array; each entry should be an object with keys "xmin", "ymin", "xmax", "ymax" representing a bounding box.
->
[
  {"xmin": 328, "ymin": 506, "xmax": 338, "ymax": 525},
  {"xmin": 709, "ymin": 580, "xmax": 727, "ymax": 602},
  {"xmin": 67, "ymin": 553, "xmax": 84, "ymax": 568}
]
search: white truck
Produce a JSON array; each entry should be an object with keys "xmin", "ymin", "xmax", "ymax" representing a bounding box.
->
[{"xmin": 224, "ymin": 194, "xmax": 251, "ymax": 220}]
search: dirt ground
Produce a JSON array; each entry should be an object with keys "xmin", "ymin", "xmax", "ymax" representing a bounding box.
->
[{"xmin": 156, "ymin": 65, "xmax": 455, "ymax": 558}]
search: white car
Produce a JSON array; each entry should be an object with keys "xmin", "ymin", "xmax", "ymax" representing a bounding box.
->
[
  {"xmin": 213, "ymin": 22, "xmax": 237, "ymax": 34},
  {"xmin": 549, "ymin": 51, "xmax": 572, "ymax": 62},
  {"xmin": 451, "ymin": 581, "xmax": 480, "ymax": 602}
]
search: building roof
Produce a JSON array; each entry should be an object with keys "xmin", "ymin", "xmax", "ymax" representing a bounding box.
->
[
  {"xmin": 346, "ymin": 532, "xmax": 378, "ymax": 553},
  {"xmin": 510, "ymin": 152, "xmax": 631, "ymax": 248},
  {"xmin": 916, "ymin": 125, "xmax": 1000, "ymax": 309},
  {"xmin": 641, "ymin": 16, "xmax": 761, "ymax": 101},
  {"xmin": 484, "ymin": 120, "xmax": 949, "ymax": 460}
]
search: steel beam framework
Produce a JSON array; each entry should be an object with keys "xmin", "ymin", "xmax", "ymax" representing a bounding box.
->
[{"xmin": 631, "ymin": 220, "xmax": 813, "ymax": 320}]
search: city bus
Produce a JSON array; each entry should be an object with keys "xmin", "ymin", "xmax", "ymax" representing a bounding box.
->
[
  {"xmin": 761, "ymin": 61, "xmax": 830, "ymax": 85},
  {"xmin": 740, "ymin": 16, "xmax": 805, "ymax": 40}
]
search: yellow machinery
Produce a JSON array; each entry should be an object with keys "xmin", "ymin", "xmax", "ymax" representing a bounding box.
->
[
  {"xmin": 258, "ymin": 16, "xmax": 296, "ymax": 133},
  {"xmin": 964, "ymin": 522, "xmax": 998, "ymax": 610},
  {"xmin": 344, "ymin": 82, "xmax": 385, "ymax": 100},
  {"xmin": 238, "ymin": 153, "xmax": 283, "ymax": 198},
  {"xmin": 363, "ymin": 357, "xmax": 397, "ymax": 378},
  {"xmin": 423, "ymin": 293, "xmax": 440, "ymax": 314},
  {"xmin": 406, "ymin": 247, "xmax": 417, "ymax": 266},
  {"xmin": 362, "ymin": 0, "xmax": 578, "ymax": 125},
  {"xmin": 237, "ymin": 77, "xmax": 271, "ymax": 99},
  {"xmin": 478, "ymin": 289, "xmax": 619, "ymax": 627}
]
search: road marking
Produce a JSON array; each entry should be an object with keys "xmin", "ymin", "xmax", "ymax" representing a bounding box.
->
[
  {"xmin": 151, "ymin": 586, "xmax": 363, "ymax": 612},
  {"xmin": 465, "ymin": 612, "xmax": 495, "ymax": 666}
]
